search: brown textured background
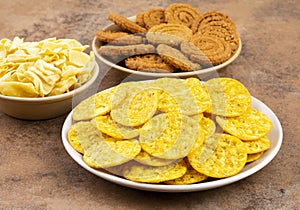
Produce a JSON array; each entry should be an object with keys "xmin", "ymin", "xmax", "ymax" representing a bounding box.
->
[{"xmin": 0, "ymin": 0, "xmax": 299, "ymax": 209}]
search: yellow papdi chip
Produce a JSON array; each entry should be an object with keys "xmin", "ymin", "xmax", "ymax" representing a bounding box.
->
[
  {"xmin": 188, "ymin": 133, "xmax": 248, "ymax": 178},
  {"xmin": 68, "ymin": 77, "xmax": 273, "ymax": 184},
  {"xmin": 134, "ymin": 150, "xmax": 176, "ymax": 167},
  {"xmin": 184, "ymin": 77, "xmax": 211, "ymax": 113},
  {"xmin": 139, "ymin": 113, "xmax": 198, "ymax": 159},
  {"xmin": 72, "ymin": 87, "xmax": 126, "ymax": 121},
  {"xmin": 92, "ymin": 115, "xmax": 140, "ymax": 139},
  {"xmin": 242, "ymin": 136, "xmax": 271, "ymax": 154},
  {"xmin": 246, "ymin": 152, "xmax": 264, "ymax": 163},
  {"xmin": 165, "ymin": 159, "xmax": 208, "ymax": 185},
  {"xmin": 0, "ymin": 37, "xmax": 95, "ymax": 97},
  {"xmin": 67, "ymin": 123, "xmax": 84, "ymax": 154},
  {"xmin": 83, "ymin": 137, "xmax": 141, "ymax": 168},
  {"xmin": 151, "ymin": 78, "xmax": 200, "ymax": 115},
  {"xmin": 71, "ymin": 120, "xmax": 141, "ymax": 168},
  {"xmin": 123, "ymin": 160, "xmax": 187, "ymax": 183},
  {"xmin": 205, "ymin": 77, "xmax": 252, "ymax": 117},
  {"xmin": 111, "ymin": 86, "xmax": 159, "ymax": 126},
  {"xmin": 216, "ymin": 107, "xmax": 273, "ymax": 140},
  {"xmin": 157, "ymin": 90, "xmax": 180, "ymax": 113}
]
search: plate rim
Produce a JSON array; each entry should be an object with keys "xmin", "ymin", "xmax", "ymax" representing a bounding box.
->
[
  {"xmin": 61, "ymin": 96, "xmax": 283, "ymax": 192},
  {"xmin": 92, "ymin": 16, "xmax": 242, "ymax": 78}
]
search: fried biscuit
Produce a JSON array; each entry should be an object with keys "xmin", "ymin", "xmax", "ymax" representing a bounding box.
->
[
  {"xmin": 98, "ymin": 44, "xmax": 156, "ymax": 61},
  {"xmin": 108, "ymin": 12, "xmax": 147, "ymax": 34},
  {"xmin": 125, "ymin": 54, "xmax": 175, "ymax": 73},
  {"xmin": 156, "ymin": 44, "xmax": 200, "ymax": 71}
]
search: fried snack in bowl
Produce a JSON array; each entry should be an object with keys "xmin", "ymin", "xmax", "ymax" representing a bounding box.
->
[
  {"xmin": 62, "ymin": 77, "xmax": 283, "ymax": 192},
  {"xmin": 0, "ymin": 37, "xmax": 99, "ymax": 120},
  {"xmin": 93, "ymin": 4, "xmax": 242, "ymax": 79}
]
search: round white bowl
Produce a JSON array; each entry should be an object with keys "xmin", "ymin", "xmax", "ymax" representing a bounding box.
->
[
  {"xmin": 0, "ymin": 63, "xmax": 99, "ymax": 120},
  {"xmin": 92, "ymin": 16, "xmax": 242, "ymax": 79}
]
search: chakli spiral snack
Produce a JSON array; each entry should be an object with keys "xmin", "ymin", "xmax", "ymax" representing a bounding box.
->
[
  {"xmin": 165, "ymin": 3, "xmax": 201, "ymax": 28},
  {"xmin": 191, "ymin": 11, "xmax": 240, "ymax": 53},
  {"xmin": 146, "ymin": 23, "xmax": 193, "ymax": 46},
  {"xmin": 190, "ymin": 34, "xmax": 232, "ymax": 65},
  {"xmin": 136, "ymin": 8, "xmax": 166, "ymax": 29}
]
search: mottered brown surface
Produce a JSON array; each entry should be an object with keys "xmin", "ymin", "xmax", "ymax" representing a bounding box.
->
[{"xmin": 0, "ymin": 0, "xmax": 299, "ymax": 209}]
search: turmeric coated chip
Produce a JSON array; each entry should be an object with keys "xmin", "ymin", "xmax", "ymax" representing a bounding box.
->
[{"xmin": 216, "ymin": 107, "xmax": 273, "ymax": 140}]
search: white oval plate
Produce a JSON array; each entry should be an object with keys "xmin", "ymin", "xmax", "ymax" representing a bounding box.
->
[
  {"xmin": 62, "ymin": 96, "xmax": 283, "ymax": 192},
  {"xmin": 92, "ymin": 16, "xmax": 242, "ymax": 78}
]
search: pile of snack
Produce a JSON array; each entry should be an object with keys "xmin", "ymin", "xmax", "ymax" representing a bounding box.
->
[
  {"xmin": 96, "ymin": 3, "xmax": 240, "ymax": 73},
  {"xmin": 68, "ymin": 77, "xmax": 272, "ymax": 184},
  {"xmin": 0, "ymin": 37, "xmax": 96, "ymax": 97}
]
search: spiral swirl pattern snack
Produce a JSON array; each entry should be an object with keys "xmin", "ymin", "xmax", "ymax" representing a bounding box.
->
[
  {"xmin": 146, "ymin": 23, "xmax": 193, "ymax": 46},
  {"xmin": 190, "ymin": 35, "xmax": 232, "ymax": 65},
  {"xmin": 165, "ymin": 3, "xmax": 201, "ymax": 28},
  {"xmin": 136, "ymin": 8, "xmax": 166, "ymax": 29},
  {"xmin": 191, "ymin": 11, "xmax": 239, "ymax": 52}
]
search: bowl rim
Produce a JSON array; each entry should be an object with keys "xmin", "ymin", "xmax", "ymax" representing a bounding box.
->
[
  {"xmin": 92, "ymin": 16, "xmax": 242, "ymax": 77},
  {"xmin": 0, "ymin": 63, "xmax": 99, "ymax": 103}
]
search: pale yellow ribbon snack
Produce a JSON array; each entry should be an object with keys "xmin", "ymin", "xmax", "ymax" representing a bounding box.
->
[{"xmin": 0, "ymin": 37, "xmax": 96, "ymax": 97}]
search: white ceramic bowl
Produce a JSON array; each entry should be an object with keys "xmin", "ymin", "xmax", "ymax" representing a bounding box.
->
[
  {"xmin": 92, "ymin": 16, "xmax": 242, "ymax": 79},
  {"xmin": 62, "ymin": 94, "xmax": 283, "ymax": 192},
  {"xmin": 0, "ymin": 63, "xmax": 99, "ymax": 120}
]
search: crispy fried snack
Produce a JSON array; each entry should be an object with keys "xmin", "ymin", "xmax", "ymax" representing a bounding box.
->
[
  {"xmin": 156, "ymin": 44, "xmax": 200, "ymax": 71},
  {"xmin": 204, "ymin": 77, "xmax": 252, "ymax": 117},
  {"xmin": 123, "ymin": 160, "xmax": 187, "ymax": 183},
  {"xmin": 216, "ymin": 107, "xmax": 273, "ymax": 140},
  {"xmin": 125, "ymin": 54, "xmax": 175, "ymax": 73},
  {"xmin": 165, "ymin": 3, "xmax": 201, "ymax": 28},
  {"xmin": 190, "ymin": 35, "xmax": 232, "ymax": 65},
  {"xmin": 96, "ymin": 30, "xmax": 130, "ymax": 42},
  {"xmin": 191, "ymin": 11, "xmax": 239, "ymax": 53},
  {"xmin": 108, "ymin": 12, "xmax": 147, "ymax": 33},
  {"xmin": 146, "ymin": 23, "xmax": 193, "ymax": 46},
  {"xmin": 96, "ymin": 30, "xmax": 146, "ymax": 45},
  {"xmin": 180, "ymin": 40, "xmax": 211, "ymax": 66},
  {"xmin": 137, "ymin": 8, "xmax": 166, "ymax": 29},
  {"xmin": 165, "ymin": 159, "xmax": 208, "ymax": 185},
  {"xmin": 98, "ymin": 44, "xmax": 156, "ymax": 60},
  {"xmin": 188, "ymin": 133, "xmax": 248, "ymax": 178}
]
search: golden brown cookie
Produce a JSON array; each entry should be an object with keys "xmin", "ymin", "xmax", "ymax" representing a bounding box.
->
[
  {"xmin": 141, "ymin": 8, "xmax": 166, "ymax": 29},
  {"xmin": 191, "ymin": 11, "xmax": 239, "ymax": 53},
  {"xmin": 125, "ymin": 54, "xmax": 175, "ymax": 73},
  {"xmin": 98, "ymin": 44, "xmax": 156, "ymax": 61},
  {"xmin": 108, "ymin": 12, "xmax": 147, "ymax": 34},
  {"xmin": 96, "ymin": 30, "xmax": 146, "ymax": 45},
  {"xmin": 146, "ymin": 23, "xmax": 193, "ymax": 46},
  {"xmin": 165, "ymin": 3, "xmax": 201, "ymax": 28},
  {"xmin": 190, "ymin": 35, "xmax": 232, "ymax": 65},
  {"xmin": 156, "ymin": 44, "xmax": 201, "ymax": 72},
  {"xmin": 96, "ymin": 30, "xmax": 130, "ymax": 43}
]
